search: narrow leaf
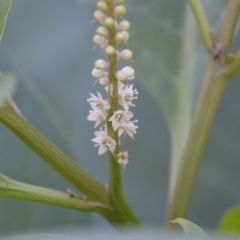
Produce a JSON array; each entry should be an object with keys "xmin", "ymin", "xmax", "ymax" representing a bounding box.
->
[
  {"xmin": 172, "ymin": 218, "xmax": 210, "ymax": 239},
  {"xmin": 0, "ymin": 0, "xmax": 12, "ymax": 41},
  {"xmin": 217, "ymin": 206, "xmax": 240, "ymax": 235}
]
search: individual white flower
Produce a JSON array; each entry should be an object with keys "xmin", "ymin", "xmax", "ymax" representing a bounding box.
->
[
  {"xmin": 87, "ymin": 108, "xmax": 105, "ymax": 128},
  {"xmin": 109, "ymin": 110, "xmax": 138, "ymax": 138},
  {"xmin": 87, "ymin": 92, "xmax": 110, "ymax": 114},
  {"xmin": 118, "ymin": 83, "xmax": 138, "ymax": 111},
  {"xmin": 92, "ymin": 129, "xmax": 117, "ymax": 155},
  {"xmin": 117, "ymin": 151, "xmax": 129, "ymax": 167},
  {"xmin": 116, "ymin": 66, "xmax": 135, "ymax": 81},
  {"xmin": 87, "ymin": 92, "xmax": 110, "ymax": 127}
]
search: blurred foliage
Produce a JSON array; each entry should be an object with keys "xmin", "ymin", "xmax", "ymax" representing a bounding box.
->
[
  {"xmin": 0, "ymin": 72, "xmax": 17, "ymax": 103},
  {"xmin": 0, "ymin": 0, "xmax": 240, "ymax": 235},
  {"xmin": 0, "ymin": 0, "xmax": 11, "ymax": 41},
  {"xmin": 217, "ymin": 206, "xmax": 240, "ymax": 236},
  {"xmin": 172, "ymin": 218, "xmax": 210, "ymax": 239}
]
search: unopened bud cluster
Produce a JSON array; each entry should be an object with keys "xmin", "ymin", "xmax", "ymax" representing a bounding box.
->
[{"xmin": 88, "ymin": 0, "xmax": 138, "ymax": 167}]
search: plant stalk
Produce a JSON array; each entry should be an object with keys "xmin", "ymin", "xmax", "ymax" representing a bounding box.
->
[
  {"xmin": 0, "ymin": 173, "xmax": 110, "ymax": 212},
  {"xmin": 166, "ymin": 0, "xmax": 240, "ymax": 225},
  {"xmin": 106, "ymin": 0, "xmax": 141, "ymax": 224},
  {"xmin": 0, "ymin": 107, "xmax": 109, "ymax": 204}
]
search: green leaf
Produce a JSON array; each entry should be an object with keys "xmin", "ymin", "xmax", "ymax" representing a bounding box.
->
[
  {"xmin": 172, "ymin": 218, "xmax": 210, "ymax": 239},
  {"xmin": 217, "ymin": 206, "xmax": 240, "ymax": 235},
  {"xmin": 0, "ymin": 0, "xmax": 12, "ymax": 41},
  {"xmin": 127, "ymin": 0, "xmax": 226, "ymax": 202},
  {"xmin": 0, "ymin": 72, "xmax": 17, "ymax": 103}
]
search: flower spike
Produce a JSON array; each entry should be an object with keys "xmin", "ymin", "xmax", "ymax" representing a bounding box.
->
[{"xmin": 88, "ymin": 0, "xmax": 138, "ymax": 165}]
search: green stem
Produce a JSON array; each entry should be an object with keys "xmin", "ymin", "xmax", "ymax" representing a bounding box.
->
[
  {"xmin": 0, "ymin": 173, "xmax": 110, "ymax": 212},
  {"xmin": 106, "ymin": 0, "xmax": 120, "ymax": 197},
  {"xmin": 167, "ymin": 58, "xmax": 222, "ymax": 222},
  {"xmin": 218, "ymin": 0, "xmax": 240, "ymax": 55},
  {"xmin": 0, "ymin": 173, "xmax": 126, "ymax": 225},
  {"xmin": 105, "ymin": 0, "xmax": 141, "ymax": 224},
  {"xmin": 0, "ymin": 107, "xmax": 109, "ymax": 204},
  {"xmin": 187, "ymin": 0, "xmax": 213, "ymax": 53},
  {"xmin": 167, "ymin": 0, "xmax": 240, "ymax": 225}
]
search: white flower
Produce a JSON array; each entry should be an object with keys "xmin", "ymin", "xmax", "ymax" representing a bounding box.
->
[
  {"xmin": 92, "ymin": 129, "xmax": 117, "ymax": 155},
  {"xmin": 116, "ymin": 66, "xmax": 135, "ymax": 81},
  {"xmin": 87, "ymin": 92, "xmax": 110, "ymax": 114},
  {"xmin": 117, "ymin": 151, "xmax": 129, "ymax": 167},
  {"xmin": 87, "ymin": 108, "xmax": 105, "ymax": 128},
  {"xmin": 118, "ymin": 83, "xmax": 138, "ymax": 111},
  {"xmin": 87, "ymin": 92, "xmax": 110, "ymax": 127},
  {"xmin": 109, "ymin": 110, "xmax": 138, "ymax": 138}
]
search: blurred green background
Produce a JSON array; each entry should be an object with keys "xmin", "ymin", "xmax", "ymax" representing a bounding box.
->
[{"xmin": 0, "ymin": 0, "xmax": 240, "ymax": 235}]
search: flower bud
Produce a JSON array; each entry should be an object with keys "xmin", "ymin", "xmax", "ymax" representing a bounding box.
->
[
  {"xmin": 116, "ymin": 71, "xmax": 127, "ymax": 81},
  {"xmin": 95, "ymin": 59, "xmax": 109, "ymax": 69},
  {"xmin": 96, "ymin": 26, "xmax": 108, "ymax": 36},
  {"xmin": 93, "ymin": 35, "xmax": 107, "ymax": 46},
  {"xmin": 115, "ymin": 31, "xmax": 129, "ymax": 43},
  {"xmin": 96, "ymin": 1, "xmax": 108, "ymax": 11},
  {"xmin": 117, "ymin": 20, "xmax": 130, "ymax": 31},
  {"xmin": 122, "ymin": 66, "xmax": 135, "ymax": 80},
  {"xmin": 116, "ymin": 66, "xmax": 135, "ymax": 81},
  {"xmin": 92, "ymin": 68, "xmax": 108, "ymax": 79},
  {"xmin": 105, "ymin": 46, "xmax": 116, "ymax": 56},
  {"xmin": 99, "ymin": 77, "xmax": 109, "ymax": 85},
  {"xmin": 93, "ymin": 10, "xmax": 106, "ymax": 21},
  {"xmin": 119, "ymin": 49, "xmax": 133, "ymax": 60},
  {"xmin": 114, "ymin": 5, "xmax": 126, "ymax": 17},
  {"xmin": 104, "ymin": 17, "xmax": 115, "ymax": 28},
  {"xmin": 117, "ymin": 152, "xmax": 129, "ymax": 167}
]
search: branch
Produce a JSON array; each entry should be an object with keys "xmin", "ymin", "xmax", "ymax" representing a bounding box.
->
[
  {"xmin": 0, "ymin": 107, "xmax": 109, "ymax": 204},
  {"xmin": 167, "ymin": 0, "xmax": 240, "ymax": 225},
  {"xmin": 0, "ymin": 173, "xmax": 110, "ymax": 213},
  {"xmin": 187, "ymin": 0, "xmax": 214, "ymax": 53}
]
